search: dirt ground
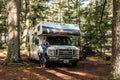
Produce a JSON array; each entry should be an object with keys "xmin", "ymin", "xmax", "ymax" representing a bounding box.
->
[{"xmin": 0, "ymin": 51, "xmax": 111, "ymax": 80}]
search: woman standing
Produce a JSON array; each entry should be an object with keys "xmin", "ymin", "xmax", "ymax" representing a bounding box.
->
[{"xmin": 38, "ymin": 39, "xmax": 50, "ymax": 68}]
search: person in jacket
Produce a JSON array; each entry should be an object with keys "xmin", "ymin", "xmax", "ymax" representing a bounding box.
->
[{"xmin": 38, "ymin": 39, "xmax": 50, "ymax": 68}]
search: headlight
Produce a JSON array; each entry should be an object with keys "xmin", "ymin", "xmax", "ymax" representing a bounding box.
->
[
  {"xmin": 48, "ymin": 49, "xmax": 55, "ymax": 56},
  {"xmin": 73, "ymin": 50, "xmax": 79, "ymax": 57}
]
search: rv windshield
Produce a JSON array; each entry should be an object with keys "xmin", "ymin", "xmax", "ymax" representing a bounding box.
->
[{"xmin": 47, "ymin": 36, "xmax": 72, "ymax": 45}]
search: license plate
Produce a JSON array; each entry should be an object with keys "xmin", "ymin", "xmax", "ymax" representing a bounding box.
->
[{"xmin": 64, "ymin": 60, "xmax": 69, "ymax": 63}]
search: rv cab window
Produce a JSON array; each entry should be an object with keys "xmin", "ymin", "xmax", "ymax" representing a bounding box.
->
[{"xmin": 47, "ymin": 36, "xmax": 72, "ymax": 45}]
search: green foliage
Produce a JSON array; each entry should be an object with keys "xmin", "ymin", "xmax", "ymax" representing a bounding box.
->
[
  {"xmin": 0, "ymin": 0, "xmax": 7, "ymax": 47},
  {"xmin": 0, "ymin": 0, "xmax": 112, "ymax": 58},
  {"xmin": 80, "ymin": 0, "xmax": 112, "ymax": 57}
]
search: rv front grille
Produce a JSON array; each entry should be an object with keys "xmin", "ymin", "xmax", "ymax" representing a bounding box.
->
[{"xmin": 56, "ymin": 49, "xmax": 73, "ymax": 59}]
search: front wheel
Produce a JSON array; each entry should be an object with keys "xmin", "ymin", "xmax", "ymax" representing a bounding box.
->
[
  {"xmin": 71, "ymin": 61, "xmax": 78, "ymax": 67},
  {"xmin": 44, "ymin": 58, "xmax": 50, "ymax": 68},
  {"xmin": 45, "ymin": 61, "xmax": 50, "ymax": 68}
]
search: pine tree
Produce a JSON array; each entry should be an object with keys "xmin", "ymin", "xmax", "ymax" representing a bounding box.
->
[
  {"xmin": 109, "ymin": 0, "xmax": 120, "ymax": 79},
  {"xmin": 3, "ymin": 0, "xmax": 21, "ymax": 64}
]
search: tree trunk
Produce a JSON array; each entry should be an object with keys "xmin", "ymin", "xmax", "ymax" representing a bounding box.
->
[
  {"xmin": 22, "ymin": 0, "xmax": 29, "ymax": 48},
  {"xmin": 109, "ymin": 0, "xmax": 120, "ymax": 79},
  {"xmin": 3, "ymin": 0, "xmax": 21, "ymax": 64},
  {"xmin": 98, "ymin": 0, "xmax": 107, "ymax": 57}
]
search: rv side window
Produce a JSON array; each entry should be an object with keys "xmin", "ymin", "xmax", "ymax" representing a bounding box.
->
[{"xmin": 32, "ymin": 35, "xmax": 39, "ymax": 45}]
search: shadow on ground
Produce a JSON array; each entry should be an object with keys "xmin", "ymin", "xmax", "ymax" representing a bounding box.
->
[{"xmin": 0, "ymin": 51, "xmax": 110, "ymax": 80}]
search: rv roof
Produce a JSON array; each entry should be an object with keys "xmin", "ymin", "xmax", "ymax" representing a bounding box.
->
[
  {"xmin": 35, "ymin": 22, "xmax": 81, "ymax": 36},
  {"xmin": 31, "ymin": 22, "xmax": 80, "ymax": 36}
]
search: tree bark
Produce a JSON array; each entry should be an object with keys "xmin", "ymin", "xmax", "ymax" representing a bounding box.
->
[
  {"xmin": 22, "ymin": 0, "xmax": 29, "ymax": 48},
  {"xmin": 109, "ymin": 0, "xmax": 120, "ymax": 79},
  {"xmin": 3, "ymin": 0, "xmax": 21, "ymax": 64}
]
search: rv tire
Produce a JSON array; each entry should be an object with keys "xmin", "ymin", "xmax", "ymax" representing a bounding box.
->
[
  {"xmin": 71, "ymin": 61, "xmax": 77, "ymax": 67},
  {"xmin": 45, "ymin": 61, "xmax": 50, "ymax": 68}
]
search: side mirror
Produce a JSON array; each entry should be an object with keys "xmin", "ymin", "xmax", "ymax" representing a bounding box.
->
[{"xmin": 35, "ymin": 38, "xmax": 39, "ymax": 45}]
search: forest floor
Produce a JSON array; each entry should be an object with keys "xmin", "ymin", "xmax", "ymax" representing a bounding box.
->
[{"xmin": 0, "ymin": 50, "xmax": 111, "ymax": 80}]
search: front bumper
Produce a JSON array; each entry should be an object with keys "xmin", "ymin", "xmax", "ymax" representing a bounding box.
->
[{"xmin": 47, "ymin": 57, "xmax": 79, "ymax": 63}]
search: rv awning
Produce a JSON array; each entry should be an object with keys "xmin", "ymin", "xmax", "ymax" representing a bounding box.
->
[{"xmin": 40, "ymin": 22, "xmax": 80, "ymax": 36}]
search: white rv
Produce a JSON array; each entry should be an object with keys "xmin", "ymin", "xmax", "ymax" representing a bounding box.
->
[{"xmin": 27, "ymin": 22, "xmax": 81, "ymax": 67}]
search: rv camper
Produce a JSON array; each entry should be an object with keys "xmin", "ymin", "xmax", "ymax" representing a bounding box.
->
[{"xmin": 27, "ymin": 22, "xmax": 81, "ymax": 67}]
